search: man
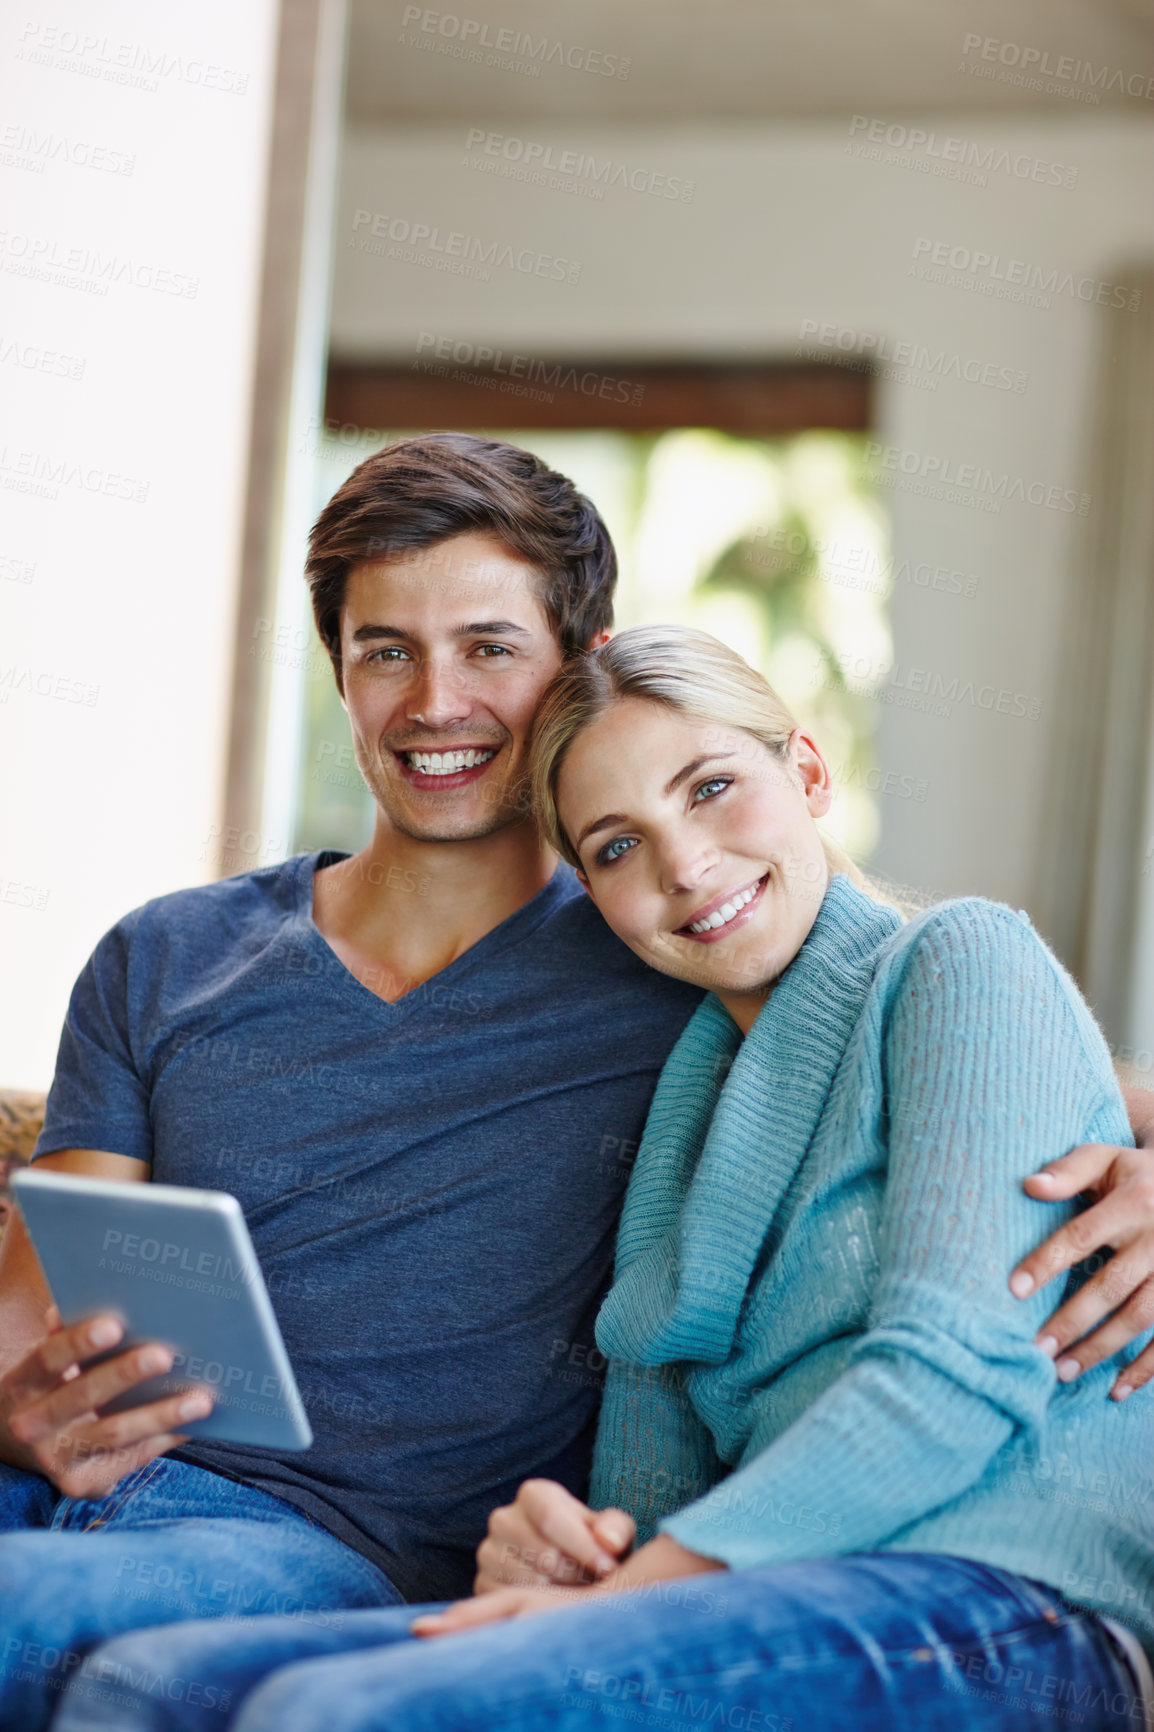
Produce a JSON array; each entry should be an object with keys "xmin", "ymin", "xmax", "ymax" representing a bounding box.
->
[{"xmin": 1, "ymin": 434, "xmax": 1152, "ymax": 1732}]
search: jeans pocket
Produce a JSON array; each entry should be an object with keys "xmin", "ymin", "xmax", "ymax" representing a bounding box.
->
[
  {"xmin": 75, "ymin": 1457, "xmax": 168, "ymax": 1531},
  {"xmin": 975, "ymin": 1566, "xmax": 1065, "ymax": 1630}
]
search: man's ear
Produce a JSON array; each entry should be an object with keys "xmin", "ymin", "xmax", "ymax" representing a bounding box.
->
[{"xmin": 588, "ymin": 629, "xmax": 611, "ymax": 649}]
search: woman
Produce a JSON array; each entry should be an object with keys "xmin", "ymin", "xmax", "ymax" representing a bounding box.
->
[{"xmin": 57, "ymin": 627, "xmax": 1154, "ymax": 1732}]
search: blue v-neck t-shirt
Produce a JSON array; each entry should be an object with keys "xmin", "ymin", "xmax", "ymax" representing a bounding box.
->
[{"xmin": 34, "ymin": 850, "xmax": 702, "ymax": 1600}]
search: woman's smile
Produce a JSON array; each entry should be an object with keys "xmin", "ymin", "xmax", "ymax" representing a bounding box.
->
[{"xmin": 674, "ymin": 872, "xmax": 769, "ymax": 943}]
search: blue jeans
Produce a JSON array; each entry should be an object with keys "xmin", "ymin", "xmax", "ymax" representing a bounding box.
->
[
  {"xmin": 0, "ymin": 1456, "xmax": 400, "ymax": 1732},
  {"xmin": 51, "ymin": 1552, "xmax": 1145, "ymax": 1732}
]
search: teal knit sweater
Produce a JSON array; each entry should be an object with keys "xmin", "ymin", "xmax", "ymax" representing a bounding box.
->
[{"xmin": 590, "ymin": 874, "xmax": 1154, "ymax": 1656}]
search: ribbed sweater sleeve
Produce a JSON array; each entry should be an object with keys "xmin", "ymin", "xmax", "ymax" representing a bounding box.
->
[
  {"xmin": 661, "ymin": 901, "xmax": 1118, "ymax": 1569},
  {"xmin": 591, "ymin": 1358, "xmax": 724, "ymax": 1543}
]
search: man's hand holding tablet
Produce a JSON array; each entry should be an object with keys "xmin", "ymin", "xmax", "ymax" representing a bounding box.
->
[
  {"xmin": 2, "ymin": 1167, "xmax": 311, "ymax": 1499},
  {"xmin": 0, "ymin": 1308, "xmax": 215, "ymax": 1499}
]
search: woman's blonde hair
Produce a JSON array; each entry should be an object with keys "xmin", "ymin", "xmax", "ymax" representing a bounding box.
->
[{"xmin": 530, "ymin": 623, "xmax": 899, "ymax": 911}]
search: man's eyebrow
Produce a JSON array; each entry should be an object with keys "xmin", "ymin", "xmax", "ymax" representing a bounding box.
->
[
  {"xmin": 351, "ymin": 624, "xmax": 410, "ymax": 642},
  {"xmin": 454, "ymin": 620, "xmax": 532, "ymax": 638},
  {"xmin": 349, "ymin": 620, "xmax": 532, "ymax": 643},
  {"xmin": 575, "ymin": 756, "xmax": 737, "ymax": 850}
]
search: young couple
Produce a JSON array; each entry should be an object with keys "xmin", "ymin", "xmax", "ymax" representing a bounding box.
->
[{"xmin": 3, "ymin": 434, "xmax": 1154, "ymax": 1732}]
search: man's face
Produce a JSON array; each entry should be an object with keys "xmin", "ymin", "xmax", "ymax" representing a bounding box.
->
[{"xmin": 338, "ymin": 531, "xmax": 565, "ymax": 843}]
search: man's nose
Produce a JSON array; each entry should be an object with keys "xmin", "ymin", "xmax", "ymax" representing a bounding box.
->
[{"xmin": 406, "ymin": 657, "xmax": 472, "ymax": 729}]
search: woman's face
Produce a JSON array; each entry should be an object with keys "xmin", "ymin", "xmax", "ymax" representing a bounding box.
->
[{"xmin": 557, "ymin": 697, "xmax": 833, "ymax": 1029}]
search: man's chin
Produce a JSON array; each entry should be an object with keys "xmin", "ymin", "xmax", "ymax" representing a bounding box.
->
[
  {"xmin": 390, "ymin": 813, "xmax": 520, "ymax": 844},
  {"xmin": 372, "ymin": 792, "xmax": 527, "ymax": 845}
]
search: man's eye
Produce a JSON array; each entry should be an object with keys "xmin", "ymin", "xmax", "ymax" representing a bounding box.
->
[
  {"xmin": 474, "ymin": 643, "xmax": 512, "ymax": 658},
  {"xmin": 367, "ymin": 646, "xmax": 409, "ymax": 663},
  {"xmin": 596, "ymin": 836, "xmax": 638, "ymax": 867},
  {"xmin": 693, "ymin": 776, "xmax": 733, "ymax": 803}
]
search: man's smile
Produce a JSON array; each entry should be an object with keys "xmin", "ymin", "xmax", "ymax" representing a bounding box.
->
[{"xmin": 393, "ymin": 745, "xmax": 502, "ymax": 789}]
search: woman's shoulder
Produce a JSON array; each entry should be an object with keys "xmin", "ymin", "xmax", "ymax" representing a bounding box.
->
[
  {"xmin": 883, "ymin": 893, "xmax": 1034, "ymax": 963},
  {"xmin": 872, "ymin": 892, "xmax": 1065, "ymax": 997},
  {"xmin": 870, "ymin": 892, "xmax": 1114, "ymax": 1074}
]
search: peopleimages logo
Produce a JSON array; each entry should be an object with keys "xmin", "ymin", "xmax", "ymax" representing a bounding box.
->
[
  {"xmin": 399, "ymin": 8, "xmax": 631, "ymax": 79},
  {"xmin": 821, "ymin": 652, "xmax": 1042, "ymax": 723},
  {"xmin": 0, "ymin": 230, "xmax": 199, "ymax": 299},
  {"xmin": 798, "ymin": 320, "xmax": 1027, "ymax": 394},
  {"xmin": 350, "ymin": 210, "xmax": 581, "ymax": 285},
  {"xmin": 961, "ymin": 33, "xmax": 1154, "ymax": 103},
  {"xmin": 461, "ymin": 130, "xmax": 694, "ymax": 203},
  {"xmin": 864, "ymin": 440, "xmax": 1091, "ymax": 517},
  {"xmin": 0, "ymin": 446, "xmax": 149, "ymax": 504},
  {"xmin": 910, "ymin": 238, "xmax": 1141, "ymax": 312},
  {"xmin": 0, "ymin": 124, "xmax": 135, "ymax": 177},
  {"xmin": 846, "ymin": 116, "xmax": 1077, "ymax": 189},
  {"xmin": 413, "ymin": 333, "xmax": 645, "ymax": 405},
  {"xmin": 15, "ymin": 21, "xmax": 250, "ymax": 94}
]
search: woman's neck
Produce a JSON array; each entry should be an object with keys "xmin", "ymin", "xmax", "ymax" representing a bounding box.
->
[{"xmin": 715, "ymin": 983, "xmax": 772, "ymax": 1037}]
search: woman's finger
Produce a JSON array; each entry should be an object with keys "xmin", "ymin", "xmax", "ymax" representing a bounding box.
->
[
  {"xmin": 591, "ymin": 1507, "xmax": 636, "ymax": 1558},
  {"xmin": 519, "ymin": 1480, "xmax": 619, "ymax": 1577},
  {"xmin": 475, "ymin": 1534, "xmax": 575, "ymax": 1592},
  {"xmin": 412, "ymin": 1591, "xmax": 532, "ymax": 1638},
  {"xmin": 484, "ymin": 1502, "xmax": 596, "ymax": 1584}
]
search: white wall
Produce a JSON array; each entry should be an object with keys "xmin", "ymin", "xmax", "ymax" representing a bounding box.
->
[
  {"xmin": 330, "ymin": 114, "xmax": 1154, "ymax": 932},
  {"xmin": 0, "ymin": 1, "xmax": 279, "ymax": 1086}
]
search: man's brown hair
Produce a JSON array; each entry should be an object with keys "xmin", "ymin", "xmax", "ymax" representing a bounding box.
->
[{"xmin": 305, "ymin": 431, "xmax": 617, "ymax": 690}]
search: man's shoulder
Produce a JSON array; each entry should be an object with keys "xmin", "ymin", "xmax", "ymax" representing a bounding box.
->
[
  {"xmin": 521, "ymin": 866, "xmax": 703, "ymax": 1008},
  {"xmin": 104, "ymin": 853, "xmax": 312, "ymax": 957}
]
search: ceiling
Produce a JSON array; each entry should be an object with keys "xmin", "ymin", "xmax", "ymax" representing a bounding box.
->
[{"xmin": 347, "ymin": 0, "xmax": 1154, "ymax": 125}]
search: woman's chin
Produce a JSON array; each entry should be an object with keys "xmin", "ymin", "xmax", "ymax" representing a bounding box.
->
[{"xmin": 627, "ymin": 931, "xmax": 775, "ymax": 995}]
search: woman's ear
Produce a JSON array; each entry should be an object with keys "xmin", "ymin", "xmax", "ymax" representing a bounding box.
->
[
  {"xmin": 575, "ymin": 867, "xmax": 592, "ymax": 895},
  {"xmin": 793, "ymin": 730, "xmax": 833, "ymax": 819}
]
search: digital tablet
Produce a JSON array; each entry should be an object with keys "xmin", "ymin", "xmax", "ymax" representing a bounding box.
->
[{"xmin": 11, "ymin": 1168, "xmax": 312, "ymax": 1452}]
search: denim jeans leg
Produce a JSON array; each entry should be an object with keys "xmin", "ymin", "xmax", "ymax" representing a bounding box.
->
[
  {"xmin": 54, "ymin": 1603, "xmax": 440, "ymax": 1732},
  {"xmin": 0, "ymin": 1460, "xmax": 399, "ymax": 1732},
  {"xmin": 0, "ymin": 1459, "xmax": 58, "ymax": 1531},
  {"xmin": 233, "ymin": 1552, "xmax": 1145, "ymax": 1732}
]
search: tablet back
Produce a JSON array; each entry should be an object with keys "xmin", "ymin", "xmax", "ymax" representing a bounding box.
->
[{"xmin": 12, "ymin": 1169, "xmax": 312, "ymax": 1451}]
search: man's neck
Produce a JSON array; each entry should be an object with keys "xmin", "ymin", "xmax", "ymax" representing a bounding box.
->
[{"xmin": 311, "ymin": 817, "xmax": 559, "ymax": 1002}]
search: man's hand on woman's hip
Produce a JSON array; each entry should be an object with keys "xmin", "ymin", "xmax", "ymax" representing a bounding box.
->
[{"xmin": 1010, "ymin": 1086, "xmax": 1154, "ymax": 1398}]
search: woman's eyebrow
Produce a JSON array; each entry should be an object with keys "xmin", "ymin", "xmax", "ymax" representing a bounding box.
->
[
  {"xmin": 576, "ymin": 755, "xmax": 737, "ymax": 849},
  {"xmin": 663, "ymin": 753, "xmax": 734, "ymax": 796},
  {"xmin": 576, "ymin": 811, "xmax": 628, "ymax": 848}
]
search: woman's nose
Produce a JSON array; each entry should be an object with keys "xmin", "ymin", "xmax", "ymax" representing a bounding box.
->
[{"xmin": 657, "ymin": 833, "xmax": 719, "ymax": 897}]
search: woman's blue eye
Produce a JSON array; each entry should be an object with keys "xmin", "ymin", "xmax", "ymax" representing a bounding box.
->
[
  {"xmin": 597, "ymin": 836, "xmax": 637, "ymax": 866},
  {"xmin": 693, "ymin": 776, "xmax": 732, "ymax": 802}
]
